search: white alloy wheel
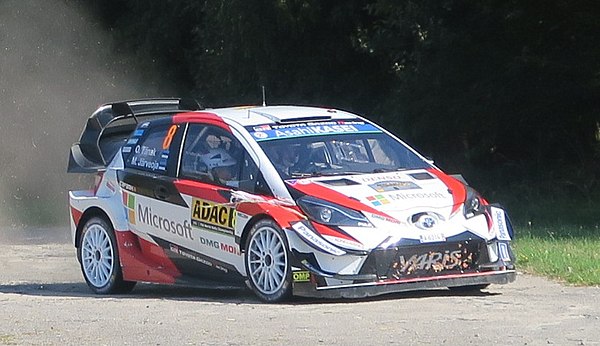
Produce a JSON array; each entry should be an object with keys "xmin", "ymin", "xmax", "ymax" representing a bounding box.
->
[
  {"xmin": 81, "ymin": 222, "xmax": 115, "ymax": 288},
  {"xmin": 245, "ymin": 220, "xmax": 291, "ymax": 302},
  {"xmin": 78, "ymin": 216, "xmax": 136, "ymax": 294}
]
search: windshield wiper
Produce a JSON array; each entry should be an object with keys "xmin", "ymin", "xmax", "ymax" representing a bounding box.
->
[
  {"xmin": 316, "ymin": 171, "xmax": 365, "ymax": 177},
  {"xmin": 372, "ymin": 167, "xmax": 408, "ymax": 173},
  {"xmin": 289, "ymin": 172, "xmax": 318, "ymax": 178}
]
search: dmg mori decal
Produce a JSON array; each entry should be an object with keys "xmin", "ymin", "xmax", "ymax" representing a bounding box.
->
[{"xmin": 191, "ymin": 198, "xmax": 236, "ymax": 235}]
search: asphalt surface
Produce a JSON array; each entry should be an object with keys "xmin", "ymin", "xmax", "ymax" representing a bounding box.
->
[{"xmin": 0, "ymin": 227, "xmax": 599, "ymax": 345}]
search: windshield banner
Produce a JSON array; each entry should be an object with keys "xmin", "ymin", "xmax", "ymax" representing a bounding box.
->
[{"xmin": 248, "ymin": 120, "xmax": 382, "ymax": 141}]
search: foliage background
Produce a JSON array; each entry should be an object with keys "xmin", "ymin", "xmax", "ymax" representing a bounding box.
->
[{"xmin": 1, "ymin": 0, "xmax": 598, "ymax": 228}]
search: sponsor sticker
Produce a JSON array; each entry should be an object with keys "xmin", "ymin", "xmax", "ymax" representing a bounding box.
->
[
  {"xmin": 366, "ymin": 194, "xmax": 390, "ymax": 206},
  {"xmin": 292, "ymin": 271, "xmax": 311, "ymax": 282},
  {"xmin": 252, "ymin": 132, "xmax": 268, "ymax": 139},
  {"xmin": 248, "ymin": 121, "xmax": 381, "ymax": 141},
  {"xmin": 119, "ymin": 181, "xmax": 136, "ymax": 192},
  {"xmin": 291, "ymin": 222, "xmax": 346, "ymax": 256},
  {"xmin": 388, "ymin": 191, "xmax": 446, "ymax": 201},
  {"xmin": 169, "ymin": 244, "xmax": 215, "ymax": 268},
  {"xmin": 198, "ymin": 236, "xmax": 241, "ymax": 256},
  {"xmin": 490, "ymin": 207, "xmax": 511, "ymax": 240},
  {"xmin": 124, "ymin": 193, "xmax": 193, "ymax": 240},
  {"xmin": 498, "ymin": 242, "xmax": 511, "ymax": 261},
  {"xmin": 354, "ymin": 173, "xmax": 408, "ymax": 183},
  {"xmin": 123, "ymin": 192, "xmax": 136, "ymax": 225},
  {"xmin": 365, "ymin": 212, "xmax": 401, "ymax": 224},
  {"xmin": 368, "ymin": 180, "xmax": 421, "ymax": 192},
  {"xmin": 191, "ymin": 198, "xmax": 236, "ymax": 235}
]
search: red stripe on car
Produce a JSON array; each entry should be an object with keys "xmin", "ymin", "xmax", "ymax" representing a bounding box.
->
[
  {"xmin": 426, "ymin": 168, "xmax": 466, "ymax": 215},
  {"xmin": 173, "ymin": 111, "xmax": 231, "ymax": 132},
  {"xmin": 288, "ymin": 180, "xmax": 394, "ymax": 219}
]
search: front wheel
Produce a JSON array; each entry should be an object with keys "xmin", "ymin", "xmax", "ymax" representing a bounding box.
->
[
  {"xmin": 78, "ymin": 216, "xmax": 136, "ymax": 294},
  {"xmin": 244, "ymin": 219, "xmax": 292, "ymax": 302}
]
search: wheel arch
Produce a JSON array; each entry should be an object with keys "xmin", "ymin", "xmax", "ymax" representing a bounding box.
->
[
  {"xmin": 74, "ymin": 207, "xmax": 113, "ymax": 249},
  {"xmin": 239, "ymin": 213, "xmax": 273, "ymax": 252}
]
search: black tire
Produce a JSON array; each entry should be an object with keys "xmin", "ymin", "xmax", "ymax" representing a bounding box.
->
[
  {"xmin": 78, "ymin": 216, "xmax": 136, "ymax": 294},
  {"xmin": 244, "ymin": 219, "xmax": 292, "ymax": 302},
  {"xmin": 448, "ymin": 284, "xmax": 490, "ymax": 292}
]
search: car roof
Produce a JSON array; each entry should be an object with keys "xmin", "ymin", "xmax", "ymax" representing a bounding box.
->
[{"xmin": 188, "ymin": 105, "xmax": 362, "ymax": 127}]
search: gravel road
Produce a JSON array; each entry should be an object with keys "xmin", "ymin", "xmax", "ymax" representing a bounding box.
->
[{"xmin": 0, "ymin": 228, "xmax": 599, "ymax": 345}]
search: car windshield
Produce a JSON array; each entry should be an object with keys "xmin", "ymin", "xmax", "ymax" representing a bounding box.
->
[{"xmin": 252, "ymin": 124, "xmax": 431, "ymax": 179}]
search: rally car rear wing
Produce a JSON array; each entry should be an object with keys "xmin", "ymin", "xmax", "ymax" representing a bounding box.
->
[{"xmin": 67, "ymin": 98, "xmax": 202, "ymax": 173}]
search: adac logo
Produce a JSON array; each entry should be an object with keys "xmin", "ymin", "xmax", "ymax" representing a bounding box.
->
[
  {"xmin": 191, "ymin": 198, "xmax": 236, "ymax": 235},
  {"xmin": 366, "ymin": 194, "xmax": 390, "ymax": 206},
  {"xmin": 123, "ymin": 192, "xmax": 136, "ymax": 225}
]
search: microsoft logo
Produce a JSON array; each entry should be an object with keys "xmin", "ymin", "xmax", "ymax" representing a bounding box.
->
[
  {"xmin": 123, "ymin": 192, "xmax": 136, "ymax": 225},
  {"xmin": 366, "ymin": 194, "xmax": 390, "ymax": 206}
]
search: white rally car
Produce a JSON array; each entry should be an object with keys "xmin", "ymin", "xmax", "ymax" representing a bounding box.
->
[{"xmin": 67, "ymin": 98, "xmax": 516, "ymax": 302}]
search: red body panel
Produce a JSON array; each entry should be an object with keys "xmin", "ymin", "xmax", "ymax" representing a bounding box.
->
[
  {"xmin": 286, "ymin": 180, "xmax": 391, "ymax": 218},
  {"xmin": 116, "ymin": 230, "xmax": 181, "ymax": 284},
  {"xmin": 70, "ymin": 206, "xmax": 83, "ymax": 227},
  {"xmin": 427, "ymin": 168, "xmax": 466, "ymax": 215}
]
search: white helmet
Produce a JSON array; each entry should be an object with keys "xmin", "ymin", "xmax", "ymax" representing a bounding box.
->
[{"xmin": 201, "ymin": 149, "xmax": 236, "ymax": 169}]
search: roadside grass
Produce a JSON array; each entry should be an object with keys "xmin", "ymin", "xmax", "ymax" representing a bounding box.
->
[
  {"xmin": 514, "ymin": 225, "xmax": 600, "ymax": 286},
  {"xmin": 0, "ymin": 334, "xmax": 16, "ymax": 345}
]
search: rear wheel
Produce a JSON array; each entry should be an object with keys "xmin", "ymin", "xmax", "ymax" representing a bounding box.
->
[
  {"xmin": 244, "ymin": 219, "xmax": 292, "ymax": 302},
  {"xmin": 78, "ymin": 216, "xmax": 136, "ymax": 294}
]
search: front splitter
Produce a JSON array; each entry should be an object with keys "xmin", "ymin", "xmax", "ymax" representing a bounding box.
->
[{"xmin": 293, "ymin": 270, "xmax": 516, "ymax": 299}]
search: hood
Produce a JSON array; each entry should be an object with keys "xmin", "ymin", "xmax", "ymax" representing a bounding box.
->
[
  {"xmin": 287, "ymin": 168, "xmax": 466, "ymax": 218},
  {"xmin": 286, "ymin": 168, "xmax": 472, "ymax": 251},
  {"xmin": 286, "ymin": 168, "xmax": 487, "ymax": 250}
]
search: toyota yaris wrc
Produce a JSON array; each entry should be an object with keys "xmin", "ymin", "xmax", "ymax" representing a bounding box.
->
[{"xmin": 67, "ymin": 98, "xmax": 516, "ymax": 302}]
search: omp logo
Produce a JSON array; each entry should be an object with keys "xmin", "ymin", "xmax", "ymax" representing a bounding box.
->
[
  {"xmin": 191, "ymin": 198, "xmax": 236, "ymax": 235},
  {"xmin": 366, "ymin": 194, "xmax": 390, "ymax": 206},
  {"xmin": 292, "ymin": 271, "xmax": 311, "ymax": 282},
  {"xmin": 136, "ymin": 203, "xmax": 193, "ymax": 240},
  {"xmin": 123, "ymin": 192, "xmax": 136, "ymax": 225}
]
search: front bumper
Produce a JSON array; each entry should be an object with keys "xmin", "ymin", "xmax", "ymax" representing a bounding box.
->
[{"xmin": 290, "ymin": 237, "xmax": 517, "ymax": 299}]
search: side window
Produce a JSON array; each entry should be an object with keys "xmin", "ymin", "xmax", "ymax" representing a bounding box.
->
[
  {"xmin": 180, "ymin": 124, "xmax": 260, "ymax": 192},
  {"xmin": 125, "ymin": 124, "xmax": 178, "ymax": 173}
]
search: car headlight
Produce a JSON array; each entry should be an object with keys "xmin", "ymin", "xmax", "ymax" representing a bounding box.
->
[
  {"xmin": 464, "ymin": 186, "xmax": 484, "ymax": 218},
  {"xmin": 297, "ymin": 196, "xmax": 372, "ymax": 227}
]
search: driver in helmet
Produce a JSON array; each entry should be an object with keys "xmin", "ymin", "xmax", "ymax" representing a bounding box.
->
[
  {"xmin": 271, "ymin": 144, "xmax": 300, "ymax": 178},
  {"xmin": 201, "ymin": 148, "xmax": 238, "ymax": 187}
]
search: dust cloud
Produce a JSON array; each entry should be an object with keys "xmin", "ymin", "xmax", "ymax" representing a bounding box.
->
[{"xmin": 0, "ymin": 0, "xmax": 173, "ymax": 231}]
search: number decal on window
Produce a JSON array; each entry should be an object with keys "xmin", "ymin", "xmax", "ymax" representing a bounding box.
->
[{"xmin": 162, "ymin": 124, "xmax": 177, "ymax": 150}]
